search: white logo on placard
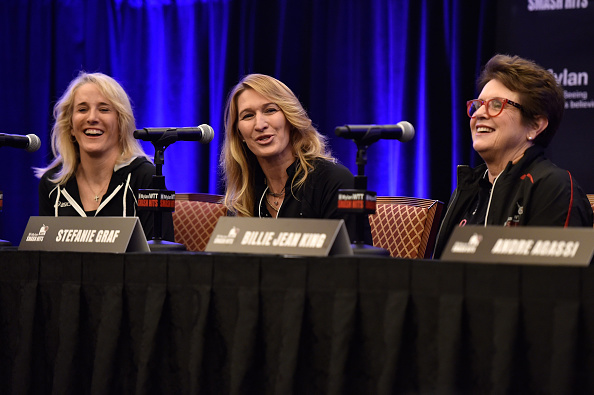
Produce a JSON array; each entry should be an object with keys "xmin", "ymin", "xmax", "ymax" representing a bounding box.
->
[
  {"xmin": 26, "ymin": 224, "xmax": 49, "ymax": 242},
  {"xmin": 450, "ymin": 233, "xmax": 483, "ymax": 254},
  {"xmin": 213, "ymin": 226, "xmax": 240, "ymax": 245}
]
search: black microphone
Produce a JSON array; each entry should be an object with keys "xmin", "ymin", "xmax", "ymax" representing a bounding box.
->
[
  {"xmin": 335, "ymin": 121, "xmax": 415, "ymax": 143},
  {"xmin": 133, "ymin": 124, "xmax": 214, "ymax": 143},
  {"xmin": 0, "ymin": 133, "xmax": 41, "ymax": 152}
]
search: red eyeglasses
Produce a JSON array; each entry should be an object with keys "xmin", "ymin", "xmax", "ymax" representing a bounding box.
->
[{"xmin": 466, "ymin": 98, "xmax": 524, "ymax": 118}]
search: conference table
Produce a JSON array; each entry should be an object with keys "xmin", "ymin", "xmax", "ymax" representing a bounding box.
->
[{"xmin": 0, "ymin": 248, "xmax": 592, "ymax": 394}]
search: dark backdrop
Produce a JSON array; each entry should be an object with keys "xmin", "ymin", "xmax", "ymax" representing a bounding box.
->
[
  {"xmin": 5, "ymin": 1, "xmax": 587, "ymax": 245},
  {"xmin": 494, "ymin": 1, "xmax": 594, "ymax": 198}
]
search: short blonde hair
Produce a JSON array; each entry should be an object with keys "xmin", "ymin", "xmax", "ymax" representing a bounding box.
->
[
  {"xmin": 220, "ymin": 73, "xmax": 334, "ymax": 216},
  {"xmin": 35, "ymin": 72, "xmax": 149, "ymax": 184}
]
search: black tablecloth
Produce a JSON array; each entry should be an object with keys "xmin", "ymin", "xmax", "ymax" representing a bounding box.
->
[{"xmin": 0, "ymin": 249, "xmax": 593, "ymax": 394}]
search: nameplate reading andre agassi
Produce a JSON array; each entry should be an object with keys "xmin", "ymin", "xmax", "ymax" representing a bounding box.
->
[
  {"xmin": 19, "ymin": 216, "xmax": 150, "ymax": 253},
  {"xmin": 205, "ymin": 217, "xmax": 353, "ymax": 256},
  {"xmin": 441, "ymin": 225, "xmax": 594, "ymax": 266}
]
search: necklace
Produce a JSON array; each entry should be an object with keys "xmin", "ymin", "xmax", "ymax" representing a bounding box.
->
[
  {"xmin": 267, "ymin": 187, "xmax": 285, "ymax": 206},
  {"xmin": 80, "ymin": 171, "xmax": 110, "ymax": 203},
  {"xmin": 265, "ymin": 195, "xmax": 279, "ymax": 212},
  {"xmin": 267, "ymin": 186, "xmax": 285, "ymax": 198}
]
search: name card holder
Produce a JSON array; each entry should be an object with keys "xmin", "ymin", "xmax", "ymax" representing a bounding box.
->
[
  {"xmin": 19, "ymin": 216, "xmax": 150, "ymax": 253},
  {"xmin": 441, "ymin": 225, "xmax": 594, "ymax": 266},
  {"xmin": 205, "ymin": 217, "xmax": 353, "ymax": 256}
]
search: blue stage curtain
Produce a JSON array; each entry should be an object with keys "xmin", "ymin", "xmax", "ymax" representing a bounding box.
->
[{"xmin": 0, "ymin": 0, "xmax": 494, "ymax": 244}]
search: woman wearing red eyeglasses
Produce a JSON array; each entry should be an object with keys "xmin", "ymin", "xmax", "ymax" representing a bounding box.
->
[{"xmin": 433, "ymin": 54, "xmax": 593, "ymax": 259}]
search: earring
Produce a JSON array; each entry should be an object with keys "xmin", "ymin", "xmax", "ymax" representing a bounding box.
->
[
  {"xmin": 237, "ymin": 129, "xmax": 246, "ymax": 143},
  {"xmin": 527, "ymin": 136, "xmax": 533, "ymax": 141},
  {"xmin": 70, "ymin": 135, "xmax": 77, "ymax": 143}
]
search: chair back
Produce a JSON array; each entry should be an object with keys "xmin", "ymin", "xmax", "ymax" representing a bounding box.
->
[
  {"xmin": 173, "ymin": 193, "xmax": 227, "ymax": 251},
  {"xmin": 369, "ymin": 196, "xmax": 444, "ymax": 259},
  {"xmin": 588, "ymin": 194, "xmax": 594, "ymax": 229}
]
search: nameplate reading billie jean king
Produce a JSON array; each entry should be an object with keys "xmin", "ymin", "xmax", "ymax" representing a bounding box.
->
[
  {"xmin": 205, "ymin": 217, "xmax": 353, "ymax": 256},
  {"xmin": 441, "ymin": 225, "xmax": 594, "ymax": 266},
  {"xmin": 19, "ymin": 216, "xmax": 150, "ymax": 253}
]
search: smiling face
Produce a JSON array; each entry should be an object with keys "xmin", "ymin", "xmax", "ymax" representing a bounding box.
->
[
  {"xmin": 236, "ymin": 88, "xmax": 294, "ymax": 167},
  {"xmin": 471, "ymin": 79, "xmax": 534, "ymax": 166},
  {"xmin": 71, "ymin": 82, "xmax": 120, "ymax": 161}
]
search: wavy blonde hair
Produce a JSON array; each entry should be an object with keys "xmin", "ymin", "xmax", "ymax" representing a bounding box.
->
[
  {"xmin": 220, "ymin": 74, "xmax": 334, "ymax": 216},
  {"xmin": 35, "ymin": 72, "xmax": 150, "ymax": 184}
]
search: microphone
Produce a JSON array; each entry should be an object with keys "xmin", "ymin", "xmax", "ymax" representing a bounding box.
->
[
  {"xmin": 133, "ymin": 124, "xmax": 215, "ymax": 144},
  {"xmin": 335, "ymin": 121, "xmax": 415, "ymax": 143},
  {"xmin": 0, "ymin": 133, "xmax": 41, "ymax": 152}
]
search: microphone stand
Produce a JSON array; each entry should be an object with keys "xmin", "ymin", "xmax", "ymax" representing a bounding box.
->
[
  {"xmin": 349, "ymin": 141, "xmax": 389, "ymax": 256},
  {"xmin": 142, "ymin": 134, "xmax": 185, "ymax": 251}
]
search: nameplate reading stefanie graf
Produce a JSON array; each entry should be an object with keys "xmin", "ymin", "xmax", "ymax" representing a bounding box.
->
[{"xmin": 19, "ymin": 216, "xmax": 149, "ymax": 253}]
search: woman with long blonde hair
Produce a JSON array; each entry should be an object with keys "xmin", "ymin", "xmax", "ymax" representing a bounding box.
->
[
  {"xmin": 220, "ymin": 73, "xmax": 370, "ymax": 243},
  {"xmin": 36, "ymin": 71, "xmax": 174, "ymax": 241}
]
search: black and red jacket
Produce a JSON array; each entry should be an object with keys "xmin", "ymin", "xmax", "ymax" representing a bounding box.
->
[{"xmin": 433, "ymin": 145, "xmax": 593, "ymax": 259}]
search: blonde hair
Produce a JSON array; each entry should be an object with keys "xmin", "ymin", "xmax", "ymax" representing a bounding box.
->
[
  {"xmin": 35, "ymin": 71, "xmax": 150, "ymax": 184},
  {"xmin": 220, "ymin": 73, "xmax": 334, "ymax": 216}
]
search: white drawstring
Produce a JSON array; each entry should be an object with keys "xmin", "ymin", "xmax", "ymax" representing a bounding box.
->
[
  {"xmin": 96, "ymin": 184, "xmax": 122, "ymax": 216},
  {"xmin": 121, "ymin": 173, "xmax": 131, "ymax": 217},
  {"xmin": 52, "ymin": 185, "xmax": 60, "ymax": 217},
  {"xmin": 258, "ymin": 186, "xmax": 283, "ymax": 218},
  {"xmin": 61, "ymin": 189, "xmax": 87, "ymax": 217},
  {"xmin": 484, "ymin": 172, "xmax": 501, "ymax": 227}
]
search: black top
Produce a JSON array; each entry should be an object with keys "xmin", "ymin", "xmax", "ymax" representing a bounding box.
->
[
  {"xmin": 252, "ymin": 158, "xmax": 372, "ymax": 244},
  {"xmin": 458, "ymin": 172, "xmax": 491, "ymax": 227},
  {"xmin": 38, "ymin": 156, "xmax": 175, "ymax": 242},
  {"xmin": 433, "ymin": 145, "xmax": 593, "ymax": 258}
]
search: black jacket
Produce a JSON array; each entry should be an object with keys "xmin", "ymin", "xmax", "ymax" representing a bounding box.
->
[
  {"xmin": 253, "ymin": 158, "xmax": 372, "ymax": 244},
  {"xmin": 433, "ymin": 145, "xmax": 593, "ymax": 259},
  {"xmin": 38, "ymin": 156, "xmax": 174, "ymax": 242}
]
